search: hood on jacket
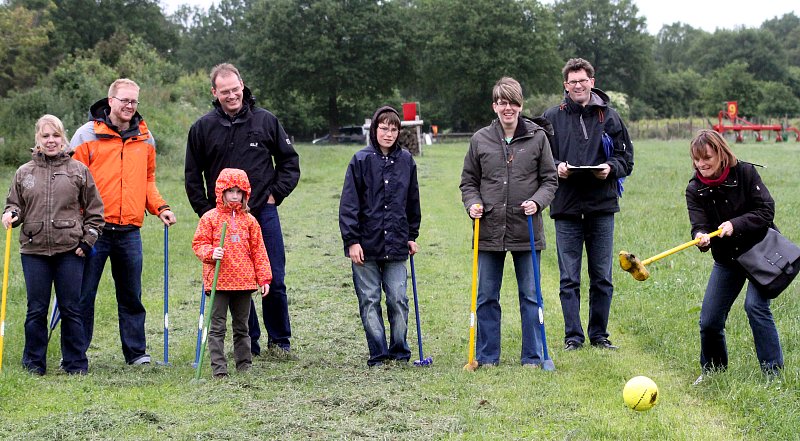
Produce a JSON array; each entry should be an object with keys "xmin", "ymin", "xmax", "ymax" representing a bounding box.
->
[
  {"xmin": 212, "ymin": 86, "xmax": 257, "ymax": 119},
  {"xmin": 560, "ymin": 87, "xmax": 611, "ymax": 113},
  {"xmin": 368, "ymin": 106, "xmax": 401, "ymax": 152},
  {"xmin": 215, "ymin": 168, "xmax": 252, "ymax": 212},
  {"xmin": 88, "ymin": 97, "xmax": 145, "ymax": 135}
]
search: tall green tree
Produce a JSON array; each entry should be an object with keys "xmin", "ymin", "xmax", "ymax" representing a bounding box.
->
[
  {"xmin": 241, "ymin": 0, "xmax": 408, "ymax": 137},
  {"xmin": 698, "ymin": 61, "xmax": 761, "ymax": 117},
  {"xmin": 686, "ymin": 28, "xmax": 789, "ymax": 84},
  {"xmin": 654, "ymin": 23, "xmax": 707, "ymax": 73},
  {"xmin": 0, "ymin": 2, "xmax": 53, "ymax": 95},
  {"xmin": 412, "ymin": 0, "xmax": 560, "ymax": 131},
  {"xmin": 761, "ymin": 13, "xmax": 800, "ymax": 67},
  {"xmin": 552, "ymin": 0, "xmax": 653, "ymax": 97},
  {"xmin": 171, "ymin": 0, "xmax": 249, "ymax": 73},
  {"xmin": 47, "ymin": 0, "xmax": 179, "ymax": 59}
]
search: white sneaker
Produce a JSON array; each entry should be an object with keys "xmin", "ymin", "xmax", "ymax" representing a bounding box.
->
[
  {"xmin": 692, "ymin": 375, "xmax": 704, "ymax": 386},
  {"xmin": 131, "ymin": 355, "xmax": 151, "ymax": 365}
]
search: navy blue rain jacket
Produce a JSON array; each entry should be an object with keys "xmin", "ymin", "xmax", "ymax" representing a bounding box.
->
[{"xmin": 338, "ymin": 106, "xmax": 421, "ymax": 261}]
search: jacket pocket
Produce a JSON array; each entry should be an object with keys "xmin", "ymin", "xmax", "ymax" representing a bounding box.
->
[
  {"xmin": 52, "ymin": 218, "xmax": 81, "ymax": 246},
  {"xmin": 21, "ymin": 221, "xmax": 44, "ymax": 249}
]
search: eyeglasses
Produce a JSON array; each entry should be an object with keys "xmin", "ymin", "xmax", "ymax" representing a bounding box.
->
[
  {"xmin": 377, "ymin": 125, "xmax": 399, "ymax": 134},
  {"xmin": 495, "ymin": 100, "xmax": 520, "ymax": 109},
  {"xmin": 112, "ymin": 96, "xmax": 140, "ymax": 107},
  {"xmin": 564, "ymin": 78, "xmax": 592, "ymax": 87}
]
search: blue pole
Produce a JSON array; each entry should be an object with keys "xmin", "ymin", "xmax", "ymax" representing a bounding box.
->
[{"xmin": 527, "ymin": 215, "xmax": 555, "ymax": 371}]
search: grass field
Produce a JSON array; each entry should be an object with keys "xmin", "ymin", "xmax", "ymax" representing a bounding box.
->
[{"xmin": 0, "ymin": 139, "xmax": 797, "ymax": 440}]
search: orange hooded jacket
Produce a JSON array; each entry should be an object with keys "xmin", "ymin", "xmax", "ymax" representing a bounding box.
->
[
  {"xmin": 70, "ymin": 103, "xmax": 169, "ymax": 227},
  {"xmin": 192, "ymin": 168, "xmax": 272, "ymax": 292}
]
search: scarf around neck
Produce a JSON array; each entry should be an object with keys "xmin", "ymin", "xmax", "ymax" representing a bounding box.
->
[{"xmin": 696, "ymin": 166, "xmax": 730, "ymax": 187}]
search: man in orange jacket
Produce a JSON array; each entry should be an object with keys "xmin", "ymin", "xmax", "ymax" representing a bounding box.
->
[{"xmin": 71, "ymin": 78, "xmax": 177, "ymax": 365}]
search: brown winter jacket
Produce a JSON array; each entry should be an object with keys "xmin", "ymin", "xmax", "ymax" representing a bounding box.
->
[
  {"xmin": 460, "ymin": 116, "xmax": 558, "ymax": 252},
  {"xmin": 4, "ymin": 150, "xmax": 104, "ymax": 255}
]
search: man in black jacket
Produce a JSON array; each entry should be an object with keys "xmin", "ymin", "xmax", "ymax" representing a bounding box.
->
[
  {"xmin": 542, "ymin": 58, "xmax": 634, "ymax": 352},
  {"xmin": 185, "ymin": 63, "xmax": 301, "ymax": 358}
]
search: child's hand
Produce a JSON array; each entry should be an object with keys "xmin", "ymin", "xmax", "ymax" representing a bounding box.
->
[
  {"xmin": 212, "ymin": 246, "xmax": 224, "ymax": 260},
  {"xmin": 260, "ymin": 283, "xmax": 269, "ymax": 297}
]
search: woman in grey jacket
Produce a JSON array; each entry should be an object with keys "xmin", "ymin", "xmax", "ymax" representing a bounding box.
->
[
  {"xmin": 459, "ymin": 77, "xmax": 558, "ymax": 367},
  {"xmin": 2, "ymin": 115, "xmax": 104, "ymax": 375}
]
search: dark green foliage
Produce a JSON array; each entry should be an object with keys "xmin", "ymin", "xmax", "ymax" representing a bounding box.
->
[
  {"xmin": 411, "ymin": 0, "xmax": 560, "ymax": 131},
  {"xmin": 240, "ymin": 0, "xmax": 409, "ymax": 137},
  {"xmin": 553, "ymin": 0, "xmax": 654, "ymax": 97}
]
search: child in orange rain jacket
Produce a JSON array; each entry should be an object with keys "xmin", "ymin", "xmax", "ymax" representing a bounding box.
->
[{"xmin": 192, "ymin": 168, "xmax": 272, "ymax": 377}]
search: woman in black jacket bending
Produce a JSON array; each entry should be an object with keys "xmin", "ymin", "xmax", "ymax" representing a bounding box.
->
[{"xmin": 685, "ymin": 130, "xmax": 783, "ymax": 384}]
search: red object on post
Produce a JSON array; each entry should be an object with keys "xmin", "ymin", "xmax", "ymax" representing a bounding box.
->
[{"xmin": 402, "ymin": 102, "xmax": 417, "ymax": 121}]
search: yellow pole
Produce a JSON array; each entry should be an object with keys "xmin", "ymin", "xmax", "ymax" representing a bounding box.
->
[
  {"xmin": 464, "ymin": 218, "xmax": 480, "ymax": 371},
  {"xmin": 641, "ymin": 229, "xmax": 722, "ymax": 266},
  {"xmin": 0, "ymin": 227, "xmax": 13, "ymax": 372}
]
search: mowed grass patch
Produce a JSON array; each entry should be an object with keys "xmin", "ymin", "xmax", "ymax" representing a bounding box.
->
[{"xmin": 0, "ymin": 139, "xmax": 796, "ymax": 440}]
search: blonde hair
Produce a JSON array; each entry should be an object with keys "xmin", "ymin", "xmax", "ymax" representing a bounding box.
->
[
  {"xmin": 108, "ymin": 78, "xmax": 139, "ymax": 97},
  {"xmin": 34, "ymin": 114, "xmax": 69, "ymax": 150},
  {"xmin": 690, "ymin": 130, "xmax": 738, "ymax": 170},
  {"xmin": 492, "ymin": 77, "xmax": 524, "ymax": 106}
]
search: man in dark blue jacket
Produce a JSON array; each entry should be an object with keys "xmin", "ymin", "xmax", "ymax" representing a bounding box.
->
[
  {"xmin": 543, "ymin": 58, "xmax": 634, "ymax": 352},
  {"xmin": 339, "ymin": 106, "xmax": 421, "ymax": 367},
  {"xmin": 185, "ymin": 63, "xmax": 300, "ymax": 358}
]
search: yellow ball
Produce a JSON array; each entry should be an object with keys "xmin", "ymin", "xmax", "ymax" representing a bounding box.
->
[{"xmin": 623, "ymin": 376, "xmax": 659, "ymax": 411}]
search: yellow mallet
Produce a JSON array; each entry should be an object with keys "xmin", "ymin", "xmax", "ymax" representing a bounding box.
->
[{"xmin": 619, "ymin": 229, "xmax": 722, "ymax": 281}]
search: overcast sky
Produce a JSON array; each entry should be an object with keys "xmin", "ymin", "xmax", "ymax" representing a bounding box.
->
[{"xmin": 162, "ymin": 0, "xmax": 797, "ymax": 35}]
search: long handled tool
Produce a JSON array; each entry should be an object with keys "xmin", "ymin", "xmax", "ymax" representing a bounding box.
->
[
  {"xmin": 159, "ymin": 225, "xmax": 171, "ymax": 366},
  {"xmin": 409, "ymin": 255, "xmax": 432, "ymax": 367},
  {"xmin": 194, "ymin": 222, "xmax": 227, "ymax": 380},
  {"xmin": 0, "ymin": 227, "xmax": 12, "ymax": 372},
  {"xmin": 527, "ymin": 215, "xmax": 555, "ymax": 371},
  {"xmin": 464, "ymin": 218, "xmax": 480, "ymax": 372},
  {"xmin": 619, "ymin": 229, "xmax": 723, "ymax": 281},
  {"xmin": 47, "ymin": 298, "xmax": 61, "ymax": 344},
  {"xmin": 191, "ymin": 282, "xmax": 206, "ymax": 368}
]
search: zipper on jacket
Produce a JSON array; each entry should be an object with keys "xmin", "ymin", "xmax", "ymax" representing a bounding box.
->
[{"xmin": 579, "ymin": 115, "xmax": 588, "ymax": 139}]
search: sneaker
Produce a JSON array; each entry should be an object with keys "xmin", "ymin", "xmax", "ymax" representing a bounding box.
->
[
  {"xmin": 267, "ymin": 344, "xmax": 298, "ymax": 361},
  {"xmin": 131, "ymin": 355, "xmax": 151, "ymax": 365},
  {"xmin": 692, "ymin": 375, "xmax": 705, "ymax": 386},
  {"xmin": 213, "ymin": 372, "xmax": 228, "ymax": 379},
  {"xmin": 522, "ymin": 363, "xmax": 541, "ymax": 369},
  {"xmin": 564, "ymin": 341, "xmax": 583, "ymax": 351},
  {"xmin": 477, "ymin": 361, "xmax": 499, "ymax": 369},
  {"xmin": 591, "ymin": 339, "xmax": 618, "ymax": 350}
]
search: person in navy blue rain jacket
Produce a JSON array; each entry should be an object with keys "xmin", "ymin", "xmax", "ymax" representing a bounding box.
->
[{"xmin": 339, "ymin": 106, "xmax": 422, "ymax": 367}]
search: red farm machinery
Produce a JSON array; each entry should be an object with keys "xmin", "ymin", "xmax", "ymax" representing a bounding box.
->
[{"xmin": 712, "ymin": 101, "xmax": 800, "ymax": 142}]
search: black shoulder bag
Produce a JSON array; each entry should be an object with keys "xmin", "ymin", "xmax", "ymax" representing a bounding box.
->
[{"xmin": 736, "ymin": 228, "xmax": 800, "ymax": 298}]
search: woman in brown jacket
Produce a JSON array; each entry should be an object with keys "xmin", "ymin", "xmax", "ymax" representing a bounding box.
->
[
  {"xmin": 460, "ymin": 77, "xmax": 558, "ymax": 367},
  {"xmin": 2, "ymin": 114, "xmax": 104, "ymax": 375}
]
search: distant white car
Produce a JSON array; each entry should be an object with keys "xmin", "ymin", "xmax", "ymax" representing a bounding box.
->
[{"xmin": 312, "ymin": 126, "xmax": 367, "ymax": 144}]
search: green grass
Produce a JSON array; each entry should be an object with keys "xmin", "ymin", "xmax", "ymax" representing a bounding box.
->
[{"xmin": 0, "ymin": 139, "xmax": 797, "ymax": 440}]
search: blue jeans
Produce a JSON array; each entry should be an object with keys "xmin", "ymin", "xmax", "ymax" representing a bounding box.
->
[
  {"xmin": 80, "ymin": 228, "xmax": 148, "ymax": 364},
  {"xmin": 248, "ymin": 204, "xmax": 292, "ymax": 353},
  {"xmin": 476, "ymin": 250, "xmax": 543, "ymax": 365},
  {"xmin": 700, "ymin": 261, "xmax": 783, "ymax": 372},
  {"xmin": 21, "ymin": 253, "xmax": 87, "ymax": 374},
  {"xmin": 555, "ymin": 214, "xmax": 615, "ymax": 345},
  {"xmin": 352, "ymin": 260, "xmax": 410, "ymax": 366}
]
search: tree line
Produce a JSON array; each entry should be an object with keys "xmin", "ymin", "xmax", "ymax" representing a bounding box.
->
[{"xmin": 1, "ymin": 0, "xmax": 799, "ymax": 159}]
